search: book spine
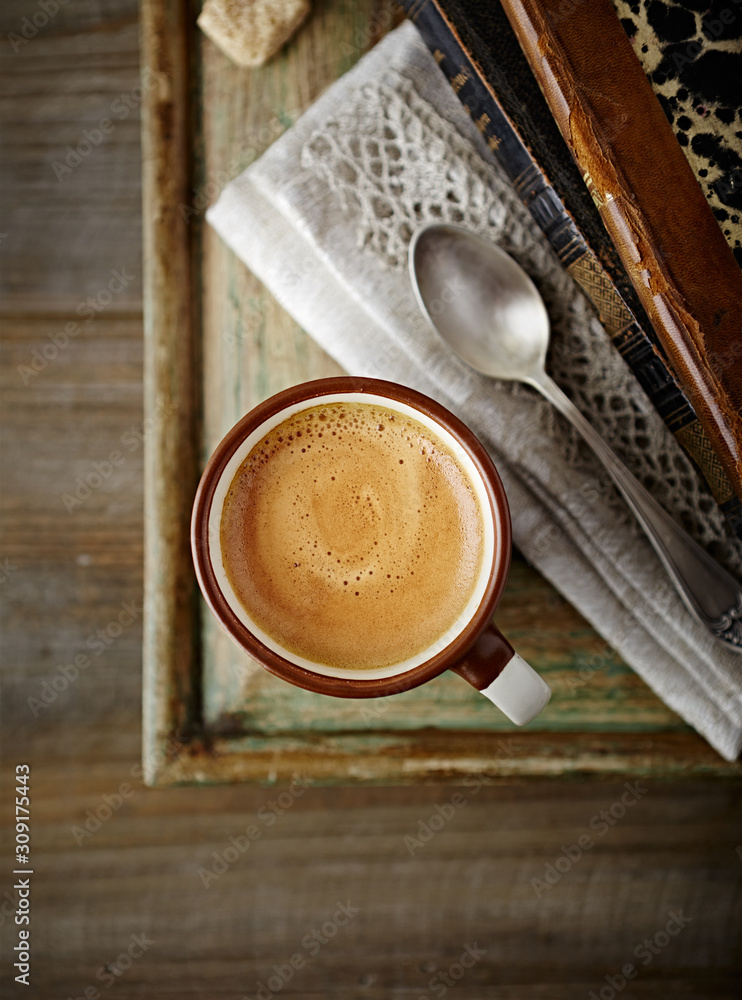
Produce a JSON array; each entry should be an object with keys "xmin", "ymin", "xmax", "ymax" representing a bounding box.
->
[
  {"xmin": 497, "ymin": 0, "xmax": 742, "ymax": 503},
  {"xmin": 402, "ymin": 0, "xmax": 742, "ymax": 536}
]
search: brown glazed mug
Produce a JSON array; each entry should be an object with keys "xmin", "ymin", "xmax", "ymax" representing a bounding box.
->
[{"xmin": 191, "ymin": 377, "xmax": 551, "ymax": 725}]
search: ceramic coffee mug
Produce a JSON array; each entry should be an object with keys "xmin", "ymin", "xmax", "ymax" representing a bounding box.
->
[{"xmin": 191, "ymin": 377, "xmax": 550, "ymax": 725}]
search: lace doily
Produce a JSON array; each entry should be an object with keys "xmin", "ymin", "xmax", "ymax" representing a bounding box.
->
[{"xmin": 301, "ymin": 70, "xmax": 742, "ymax": 577}]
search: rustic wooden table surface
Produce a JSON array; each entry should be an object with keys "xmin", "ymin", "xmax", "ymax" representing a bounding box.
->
[{"xmin": 1, "ymin": 0, "xmax": 741, "ymax": 996}]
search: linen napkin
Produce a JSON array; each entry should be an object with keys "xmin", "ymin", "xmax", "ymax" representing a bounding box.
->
[{"xmin": 207, "ymin": 21, "xmax": 742, "ymax": 760}]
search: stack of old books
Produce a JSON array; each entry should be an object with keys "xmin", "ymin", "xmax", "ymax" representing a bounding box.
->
[{"xmin": 403, "ymin": 0, "xmax": 742, "ymax": 539}]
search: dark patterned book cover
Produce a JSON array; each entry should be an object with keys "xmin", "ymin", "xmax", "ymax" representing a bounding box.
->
[{"xmin": 401, "ymin": 0, "xmax": 742, "ymax": 537}]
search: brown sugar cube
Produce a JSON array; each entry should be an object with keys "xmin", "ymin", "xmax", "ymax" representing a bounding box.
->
[{"xmin": 197, "ymin": 0, "xmax": 311, "ymax": 68}]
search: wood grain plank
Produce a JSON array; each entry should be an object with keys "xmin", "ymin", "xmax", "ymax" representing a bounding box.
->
[
  {"xmin": 140, "ymin": 0, "xmax": 202, "ymax": 778},
  {"xmin": 0, "ymin": 9, "xmax": 143, "ymax": 312},
  {"xmin": 149, "ymin": 730, "xmax": 739, "ymax": 784},
  {"xmin": 0, "ymin": 309, "xmax": 145, "ymax": 745},
  {"xmin": 1, "ymin": 0, "xmax": 741, "ymax": 993},
  {"xmin": 1, "ymin": 767, "xmax": 739, "ymax": 995}
]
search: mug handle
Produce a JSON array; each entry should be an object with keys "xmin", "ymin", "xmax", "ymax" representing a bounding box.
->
[{"xmin": 451, "ymin": 622, "xmax": 551, "ymax": 725}]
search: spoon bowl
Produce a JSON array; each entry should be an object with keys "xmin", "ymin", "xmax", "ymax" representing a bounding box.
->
[
  {"xmin": 409, "ymin": 222, "xmax": 742, "ymax": 652},
  {"xmin": 410, "ymin": 224, "xmax": 549, "ymax": 383}
]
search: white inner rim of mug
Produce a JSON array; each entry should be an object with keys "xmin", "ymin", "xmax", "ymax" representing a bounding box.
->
[{"xmin": 207, "ymin": 392, "xmax": 498, "ymax": 681}]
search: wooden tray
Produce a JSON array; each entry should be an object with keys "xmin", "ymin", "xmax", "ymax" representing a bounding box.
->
[{"xmin": 140, "ymin": 0, "xmax": 740, "ymax": 785}]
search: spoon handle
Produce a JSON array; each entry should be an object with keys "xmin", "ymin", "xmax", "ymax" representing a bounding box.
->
[{"xmin": 528, "ymin": 371, "xmax": 742, "ymax": 653}]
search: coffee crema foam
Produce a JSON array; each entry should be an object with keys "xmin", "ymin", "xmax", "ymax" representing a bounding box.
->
[{"xmin": 220, "ymin": 401, "xmax": 485, "ymax": 670}]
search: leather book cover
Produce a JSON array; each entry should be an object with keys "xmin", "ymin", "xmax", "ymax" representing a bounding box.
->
[
  {"xmin": 499, "ymin": 0, "xmax": 742, "ymax": 498},
  {"xmin": 401, "ymin": 0, "xmax": 742, "ymax": 535}
]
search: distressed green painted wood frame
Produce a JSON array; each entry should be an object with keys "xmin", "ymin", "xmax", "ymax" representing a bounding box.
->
[{"xmin": 140, "ymin": 0, "xmax": 741, "ymax": 785}]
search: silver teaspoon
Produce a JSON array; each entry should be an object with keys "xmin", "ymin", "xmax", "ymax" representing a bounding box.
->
[{"xmin": 409, "ymin": 222, "xmax": 742, "ymax": 652}]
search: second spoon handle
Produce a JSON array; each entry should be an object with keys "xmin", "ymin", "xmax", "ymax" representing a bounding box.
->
[{"xmin": 527, "ymin": 370, "xmax": 742, "ymax": 652}]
